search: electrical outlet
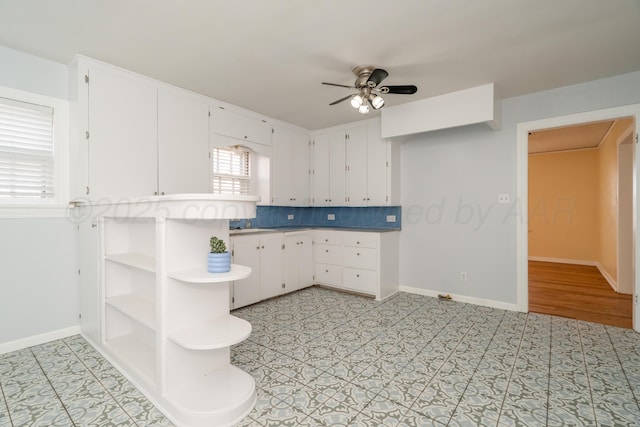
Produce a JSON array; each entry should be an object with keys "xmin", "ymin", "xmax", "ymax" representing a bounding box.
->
[
  {"xmin": 460, "ymin": 272, "xmax": 468, "ymax": 282},
  {"xmin": 327, "ymin": 213, "xmax": 335, "ymax": 221},
  {"xmin": 287, "ymin": 214, "xmax": 294, "ymax": 220},
  {"xmin": 386, "ymin": 215, "xmax": 396, "ymax": 222},
  {"xmin": 498, "ymin": 193, "xmax": 511, "ymax": 204}
]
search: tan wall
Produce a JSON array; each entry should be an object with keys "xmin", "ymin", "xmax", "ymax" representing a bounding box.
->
[
  {"xmin": 529, "ymin": 117, "xmax": 635, "ymax": 290},
  {"xmin": 528, "ymin": 149, "xmax": 599, "ymax": 261}
]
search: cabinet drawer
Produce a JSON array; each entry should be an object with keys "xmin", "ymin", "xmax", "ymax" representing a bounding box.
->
[
  {"xmin": 342, "ymin": 232, "xmax": 378, "ymax": 249},
  {"xmin": 342, "ymin": 268, "xmax": 377, "ymax": 294},
  {"xmin": 315, "ymin": 263, "xmax": 341, "ymax": 285},
  {"xmin": 313, "ymin": 230, "xmax": 343, "ymax": 246},
  {"xmin": 314, "ymin": 244, "xmax": 342, "ymax": 265},
  {"xmin": 342, "ymin": 247, "xmax": 377, "ymax": 270}
]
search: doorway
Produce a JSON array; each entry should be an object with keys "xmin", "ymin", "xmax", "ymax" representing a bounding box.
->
[{"xmin": 516, "ymin": 105, "xmax": 640, "ymax": 332}]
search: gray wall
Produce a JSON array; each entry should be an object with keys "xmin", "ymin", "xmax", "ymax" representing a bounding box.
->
[
  {"xmin": 0, "ymin": 46, "xmax": 78, "ymax": 344},
  {"xmin": 400, "ymin": 70, "xmax": 640, "ymax": 305},
  {"xmin": 0, "ymin": 219, "xmax": 78, "ymax": 343}
]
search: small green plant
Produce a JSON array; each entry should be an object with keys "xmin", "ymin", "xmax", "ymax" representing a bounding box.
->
[{"xmin": 209, "ymin": 236, "xmax": 227, "ymax": 254}]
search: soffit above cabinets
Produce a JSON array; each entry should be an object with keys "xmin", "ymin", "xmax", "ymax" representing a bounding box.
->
[{"xmin": 528, "ymin": 120, "xmax": 616, "ymax": 154}]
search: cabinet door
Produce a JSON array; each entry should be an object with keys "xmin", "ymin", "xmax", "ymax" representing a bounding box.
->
[
  {"xmin": 88, "ymin": 65, "xmax": 158, "ymax": 199},
  {"xmin": 78, "ymin": 213, "xmax": 100, "ymax": 343},
  {"xmin": 283, "ymin": 233, "xmax": 313, "ymax": 293},
  {"xmin": 346, "ymin": 125, "xmax": 368, "ymax": 205},
  {"xmin": 212, "ymin": 107, "xmax": 271, "ymax": 146},
  {"xmin": 283, "ymin": 234, "xmax": 299, "ymax": 292},
  {"xmin": 366, "ymin": 123, "xmax": 389, "ymax": 206},
  {"xmin": 312, "ymin": 134, "xmax": 331, "ymax": 206},
  {"xmin": 157, "ymin": 88, "xmax": 210, "ymax": 194},
  {"xmin": 297, "ymin": 234, "xmax": 314, "ymax": 290},
  {"xmin": 231, "ymin": 237, "xmax": 261, "ymax": 309},
  {"xmin": 291, "ymin": 132, "xmax": 310, "ymax": 205},
  {"xmin": 258, "ymin": 235, "xmax": 284, "ymax": 300},
  {"xmin": 272, "ymin": 126, "xmax": 309, "ymax": 206},
  {"xmin": 328, "ymin": 130, "xmax": 346, "ymax": 206}
]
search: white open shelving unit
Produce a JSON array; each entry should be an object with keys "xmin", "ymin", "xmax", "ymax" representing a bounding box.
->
[{"xmin": 84, "ymin": 194, "xmax": 259, "ymax": 427}]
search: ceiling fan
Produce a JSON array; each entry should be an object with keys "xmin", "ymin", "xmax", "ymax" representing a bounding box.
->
[{"xmin": 322, "ymin": 66, "xmax": 418, "ymax": 114}]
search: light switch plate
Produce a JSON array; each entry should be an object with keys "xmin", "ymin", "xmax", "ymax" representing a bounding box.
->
[
  {"xmin": 288, "ymin": 214, "xmax": 294, "ymax": 220},
  {"xmin": 327, "ymin": 214, "xmax": 335, "ymax": 221},
  {"xmin": 386, "ymin": 215, "xmax": 396, "ymax": 222}
]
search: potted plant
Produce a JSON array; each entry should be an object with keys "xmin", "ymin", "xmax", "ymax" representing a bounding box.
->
[{"xmin": 208, "ymin": 236, "xmax": 231, "ymax": 273}]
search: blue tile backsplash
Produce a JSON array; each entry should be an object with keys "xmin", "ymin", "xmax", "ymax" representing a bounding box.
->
[{"xmin": 230, "ymin": 206, "xmax": 401, "ymax": 230}]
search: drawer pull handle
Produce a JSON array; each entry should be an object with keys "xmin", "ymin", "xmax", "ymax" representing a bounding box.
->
[
  {"xmin": 325, "ymin": 249, "xmax": 329, "ymax": 253},
  {"xmin": 357, "ymin": 253, "xmax": 360, "ymax": 256},
  {"xmin": 356, "ymin": 274, "xmax": 360, "ymax": 278},
  {"xmin": 325, "ymin": 269, "xmax": 329, "ymax": 272},
  {"xmin": 357, "ymin": 241, "xmax": 360, "ymax": 244}
]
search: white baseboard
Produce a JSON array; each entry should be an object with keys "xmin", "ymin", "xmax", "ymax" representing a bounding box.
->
[
  {"xmin": 398, "ymin": 285, "xmax": 522, "ymax": 312},
  {"xmin": 528, "ymin": 256, "xmax": 619, "ymax": 292},
  {"xmin": 0, "ymin": 325, "xmax": 81, "ymax": 355}
]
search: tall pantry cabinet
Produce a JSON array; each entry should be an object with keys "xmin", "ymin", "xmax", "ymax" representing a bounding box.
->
[{"xmin": 69, "ymin": 56, "xmax": 211, "ymax": 201}]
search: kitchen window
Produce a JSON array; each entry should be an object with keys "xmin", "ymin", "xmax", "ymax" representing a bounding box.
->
[{"xmin": 211, "ymin": 146, "xmax": 251, "ymax": 195}]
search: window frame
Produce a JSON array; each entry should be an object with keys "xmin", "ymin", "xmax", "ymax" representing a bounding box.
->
[
  {"xmin": 0, "ymin": 85, "xmax": 69, "ymax": 218},
  {"xmin": 211, "ymin": 146, "xmax": 251, "ymax": 196}
]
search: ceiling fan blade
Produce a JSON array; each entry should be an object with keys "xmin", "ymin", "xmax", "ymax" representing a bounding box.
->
[
  {"xmin": 381, "ymin": 85, "xmax": 418, "ymax": 95},
  {"xmin": 322, "ymin": 82, "xmax": 355, "ymax": 89},
  {"xmin": 367, "ymin": 68, "xmax": 389, "ymax": 87},
  {"xmin": 329, "ymin": 94, "xmax": 354, "ymax": 106}
]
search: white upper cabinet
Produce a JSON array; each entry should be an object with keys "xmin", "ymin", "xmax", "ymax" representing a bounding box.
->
[
  {"xmin": 312, "ymin": 118, "xmax": 395, "ymax": 207},
  {"xmin": 211, "ymin": 106, "xmax": 271, "ymax": 146},
  {"xmin": 271, "ymin": 125, "xmax": 309, "ymax": 205},
  {"xmin": 345, "ymin": 125, "xmax": 368, "ymax": 205},
  {"xmin": 157, "ymin": 88, "xmax": 211, "ymax": 195},
  {"xmin": 87, "ymin": 64, "xmax": 158, "ymax": 200},
  {"xmin": 365, "ymin": 120, "xmax": 389, "ymax": 206},
  {"xmin": 312, "ymin": 130, "xmax": 346, "ymax": 206}
]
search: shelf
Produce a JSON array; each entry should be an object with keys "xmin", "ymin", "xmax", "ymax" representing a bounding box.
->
[
  {"xmin": 104, "ymin": 333, "xmax": 156, "ymax": 386},
  {"xmin": 106, "ymin": 295, "xmax": 155, "ymax": 330},
  {"xmin": 168, "ymin": 264, "xmax": 251, "ymax": 284},
  {"xmin": 105, "ymin": 253, "xmax": 155, "ymax": 273},
  {"xmin": 168, "ymin": 315, "xmax": 251, "ymax": 350},
  {"xmin": 166, "ymin": 365, "xmax": 255, "ymax": 426}
]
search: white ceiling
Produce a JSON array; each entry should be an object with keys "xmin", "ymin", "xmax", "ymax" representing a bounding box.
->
[{"xmin": 1, "ymin": 0, "xmax": 639, "ymax": 130}]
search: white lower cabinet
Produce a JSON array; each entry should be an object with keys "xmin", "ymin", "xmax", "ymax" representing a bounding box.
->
[
  {"xmin": 283, "ymin": 232, "xmax": 313, "ymax": 293},
  {"xmin": 231, "ymin": 233, "xmax": 284, "ymax": 308},
  {"xmin": 231, "ymin": 231, "xmax": 314, "ymax": 309},
  {"xmin": 82, "ymin": 196, "xmax": 259, "ymax": 427},
  {"xmin": 312, "ymin": 230, "xmax": 399, "ymax": 300}
]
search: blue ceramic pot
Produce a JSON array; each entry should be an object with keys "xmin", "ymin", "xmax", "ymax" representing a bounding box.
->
[{"xmin": 207, "ymin": 252, "xmax": 231, "ymax": 273}]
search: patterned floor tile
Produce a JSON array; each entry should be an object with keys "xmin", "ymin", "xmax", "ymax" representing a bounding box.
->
[
  {"xmin": 7, "ymin": 396, "xmax": 73, "ymax": 427},
  {"xmin": 306, "ymin": 395, "xmax": 363, "ymax": 427},
  {"xmin": 67, "ymin": 400, "xmax": 137, "ymax": 426},
  {"xmin": 360, "ymin": 393, "xmax": 411, "ymax": 426},
  {"xmin": 4, "ymin": 287, "xmax": 640, "ymax": 426}
]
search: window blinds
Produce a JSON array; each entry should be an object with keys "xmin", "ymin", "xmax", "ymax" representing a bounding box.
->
[
  {"xmin": 212, "ymin": 147, "xmax": 251, "ymax": 195},
  {"xmin": 0, "ymin": 97, "xmax": 55, "ymax": 199}
]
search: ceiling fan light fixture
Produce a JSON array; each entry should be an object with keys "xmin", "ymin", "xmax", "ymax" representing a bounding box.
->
[
  {"xmin": 350, "ymin": 95, "xmax": 363, "ymax": 108},
  {"xmin": 369, "ymin": 94, "xmax": 385, "ymax": 109},
  {"xmin": 358, "ymin": 103, "xmax": 370, "ymax": 114}
]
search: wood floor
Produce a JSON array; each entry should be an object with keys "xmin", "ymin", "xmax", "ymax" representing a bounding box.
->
[{"xmin": 528, "ymin": 261, "xmax": 633, "ymax": 329}]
